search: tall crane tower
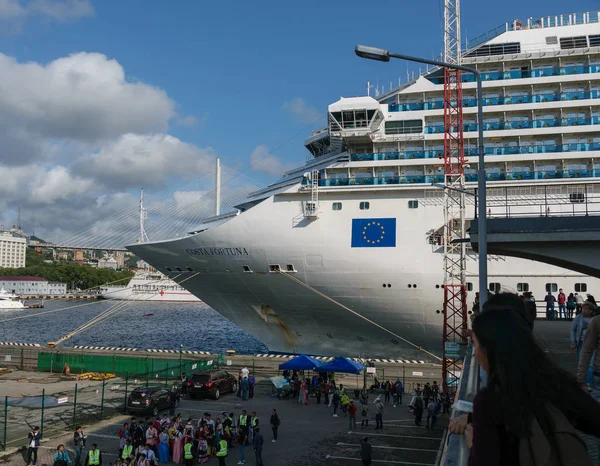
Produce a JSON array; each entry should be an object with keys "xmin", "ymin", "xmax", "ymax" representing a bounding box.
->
[{"xmin": 442, "ymin": 0, "xmax": 468, "ymax": 393}]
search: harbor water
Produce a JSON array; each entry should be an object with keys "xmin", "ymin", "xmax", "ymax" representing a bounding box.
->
[{"xmin": 0, "ymin": 300, "xmax": 268, "ymax": 354}]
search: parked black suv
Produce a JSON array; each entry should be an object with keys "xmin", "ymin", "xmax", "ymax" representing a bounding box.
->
[
  {"xmin": 187, "ymin": 371, "xmax": 237, "ymax": 399},
  {"xmin": 126, "ymin": 386, "xmax": 179, "ymax": 416}
]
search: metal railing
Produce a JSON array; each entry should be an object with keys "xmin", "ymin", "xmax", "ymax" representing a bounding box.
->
[
  {"xmin": 474, "ymin": 183, "xmax": 600, "ymax": 219},
  {"xmin": 440, "ymin": 343, "xmax": 480, "ymax": 466}
]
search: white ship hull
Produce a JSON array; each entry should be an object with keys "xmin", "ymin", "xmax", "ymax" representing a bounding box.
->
[
  {"xmin": 128, "ymin": 189, "xmax": 600, "ymax": 360},
  {"xmin": 0, "ymin": 301, "xmax": 25, "ymax": 310},
  {"xmin": 100, "ymin": 272, "xmax": 201, "ymax": 303}
]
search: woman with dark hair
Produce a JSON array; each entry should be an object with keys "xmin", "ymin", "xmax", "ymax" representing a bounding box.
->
[{"xmin": 467, "ymin": 307, "xmax": 600, "ymax": 465}]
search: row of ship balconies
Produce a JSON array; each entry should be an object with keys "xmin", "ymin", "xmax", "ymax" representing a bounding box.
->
[
  {"xmin": 421, "ymin": 115, "xmax": 600, "ymax": 134},
  {"xmin": 425, "ymin": 63, "xmax": 600, "ymax": 86},
  {"xmin": 388, "ymin": 90, "xmax": 600, "ymax": 112},
  {"xmin": 350, "ymin": 142, "xmax": 600, "ymax": 161},
  {"xmin": 311, "ymin": 169, "xmax": 600, "ymax": 187}
]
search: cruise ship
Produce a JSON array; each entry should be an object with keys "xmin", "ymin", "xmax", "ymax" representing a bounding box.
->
[{"xmin": 129, "ymin": 12, "xmax": 600, "ymax": 360}]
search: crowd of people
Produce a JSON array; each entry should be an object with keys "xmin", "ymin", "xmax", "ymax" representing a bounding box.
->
[
  {"xmin": 47, "ymin": 408, "xmax": 281, "ymax": 466},
  {"xmin": 449, "ymin": 292, "xmax": 600, "ymax": 466}
]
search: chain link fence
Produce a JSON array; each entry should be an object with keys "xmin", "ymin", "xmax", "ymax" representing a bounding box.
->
[{"xmin": 0, "ymin": 352, "xmax": 225, "ymax": 451}]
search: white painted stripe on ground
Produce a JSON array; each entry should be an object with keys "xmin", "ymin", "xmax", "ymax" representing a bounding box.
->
[
  {"xmin": 380, "ymin": 424, "xmax": 427, "ymax": 429},
  {"xmin": 382, "ymin": 419, "xmax": 422, "ymax": 423},
  {"xmin": 38, "ymin": 446, "xmax": 118, "ymax": 457},
  {"xmin": 325, "ymin": 455, "xmax": 434, "ymax": 465},
  {"xmin": 348, "ymin": 431, "xmax": 441, "ymax": 441},
  {"xmin": 88, "ymin": 433, "xmax": 119, "ymax": 439},
  {"xmin": 336, "ymin": 442, "xmax": 438, "ymax": 452}
]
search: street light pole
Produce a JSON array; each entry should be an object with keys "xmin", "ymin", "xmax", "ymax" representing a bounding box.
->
[{"xmin": 355, "ymin": 45, "xmax": 488, "ymax": 306}]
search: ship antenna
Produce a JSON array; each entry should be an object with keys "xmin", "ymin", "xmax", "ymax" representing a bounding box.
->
[{"xmin": 139, "ymin": 188, "xmax": 149, "ymax": 243}]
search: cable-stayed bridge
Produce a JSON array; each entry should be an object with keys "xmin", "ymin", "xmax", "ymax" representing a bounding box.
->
[{"xmin": 41, "ymin": 160, "xmax": 264, "ymax": 251}]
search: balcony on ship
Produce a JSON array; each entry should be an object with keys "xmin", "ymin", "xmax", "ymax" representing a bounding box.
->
[
  {"xmin": 390, "ymin": 88, "xmax": 600, "ymax": 113},
  {"xmin": 308, "ymin": 157, "xmax": 600, "ymax": 188},
  {"xmin": 425, "ymin": 63, "xmax": 600, "ymax": 86},
  {"xmin": 349, "ymin": 139, "xmax": 600, "ymax": 162}
]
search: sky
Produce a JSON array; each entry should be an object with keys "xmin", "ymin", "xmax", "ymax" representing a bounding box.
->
[{"xmin": 0, "ymin": 0, "xmax": 594, "ymax": 244}]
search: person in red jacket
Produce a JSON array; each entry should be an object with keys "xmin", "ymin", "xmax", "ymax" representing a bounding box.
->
[
  {"xmin": 558, "ymin": 288, "xmax": 567, "ymax": 320},
  {"xmin": 348, "ymin": 400, "xmax": 357, "ymax": 430}
]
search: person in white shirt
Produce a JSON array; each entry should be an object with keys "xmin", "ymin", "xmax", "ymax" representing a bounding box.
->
[
  {"xmin": 141, "ymin": 444, "xmax": 156, "ymax": 466},
  {"xmin": 241, "ymin": 367, "xmax": 249, "ymax": 379}
]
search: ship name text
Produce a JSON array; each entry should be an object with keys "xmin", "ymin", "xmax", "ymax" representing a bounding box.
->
[{"xmin": 186, "ymin": 247, "xmax": 249, "ymax": 257}]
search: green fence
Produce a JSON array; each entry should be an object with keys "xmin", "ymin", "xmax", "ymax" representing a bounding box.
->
[{"xmin": 37, "ymin": 352, "xmax": 224, "ymax": 378}]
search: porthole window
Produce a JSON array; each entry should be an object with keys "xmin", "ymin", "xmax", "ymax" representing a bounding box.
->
[
  {"xmin": 517, "ymin": 282, "xmax": 529, "ymax": 292},
  {"xmin": 269, "ymin": 264, "xmax": 281, "ymax": 272},
  {"xmin": 408, "ymin": 200, "xmax": 419, "ymax": 209},
  {"xmin": 545, "ymin": 283, "xmax": 558, "ymax": 293},
  {"xmin": 413, "ymin": 284, "xmax": 417, "ymax": 288},
  {"xmin": 466, "ymin": 282, "xmax": 473, "ymax": 291},
  {"xmin": 408, "ymin": 284, "xmax": 412, "ymax": 288},
  {"xmin": 382, "ymin": 284, "xmax": 387, "ymax": 288},
  {"xmin": 387, "ymin": 283, "xmax": 391, "ymax": 288},
  {"xmin": 332, "ymin": 202, "xmax": 343, "ymax": 211},
  {"xmin": 575, "ymin": 283, "xmax": 587, "ymax": 292},
  {"xmin": 489, "ymin": 282, "xmax": 501, "ymax": 293},
  {"xmin": 286, "ymin": 264, "xmax": 296, "ymax": 272},
  {"xmin": 359, "ymin": 201, "xmax": 370, "ymax": 210}
]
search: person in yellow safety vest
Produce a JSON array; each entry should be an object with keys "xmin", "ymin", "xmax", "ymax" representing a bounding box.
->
[
  {"xmin": 121, "ymin": 440, "xmax": 133, "ymax": 460},
  {"xmin": 85, "ymin": 444, "xmax": 101, "ymax": 466},
  {"xmin": 183, "ymin": 440, "xmax": 194, "ymax": 466},
  {"xmin": 239, "ymin": 409, "xmax": 250, "ymax": 446},
  {"xmin": 250, "ymin": 411, "xmax": 259, "ymax": 441},
  {"xmin": 215, "ymin": 438, "xmax": 228, "ymax": 466}
]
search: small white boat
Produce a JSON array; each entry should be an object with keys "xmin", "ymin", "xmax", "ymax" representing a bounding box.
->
[{"xmin": 0, "ymin": 288, "xmax": 25, "ymax": 310}]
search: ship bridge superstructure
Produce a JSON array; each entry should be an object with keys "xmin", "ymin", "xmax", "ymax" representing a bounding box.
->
[{"xmin": 296, "ymin": 12, "xmax": 600, "ymax": 200}]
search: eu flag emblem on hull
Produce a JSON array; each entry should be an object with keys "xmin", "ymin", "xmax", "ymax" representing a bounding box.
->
[{"xmin": 351, "ymin": 218, "xmax": 396, "ymax": 248}]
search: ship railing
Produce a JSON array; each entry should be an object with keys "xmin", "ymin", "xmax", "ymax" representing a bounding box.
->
[
  {"xmin": 316, "ymin": 172, "xmax": 600, "ymax": 187},
  {"xmin": 351, "ymin": 143, "xmax": 600, "ymax": 162},
  {"xmin": 425, "ymin": 116, "xmax": 600, "ymax": 133},
  {"xmin": 461, "ymin": 12, "xmax": 600, "ymax": 54},
  {"xmin": 473, "ymin": 182, "xmax": 600, "ymax": 219},
  {"xmin": 426, "ymin": 63, "xmax": 600, "ymax": 86},
  {"xmin": 389, "ymin": 89, "xmax": 600, "ymax": 112}
]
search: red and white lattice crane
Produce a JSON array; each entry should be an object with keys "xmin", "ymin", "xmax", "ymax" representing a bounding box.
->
[{"xmin": 442, "ymin": 0, "xmax": 468, "ymax": 393}]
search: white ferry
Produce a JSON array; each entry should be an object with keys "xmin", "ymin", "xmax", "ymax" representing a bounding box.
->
[
  {"xmin": 100, "ymin": 271, "xmax": 202, "ymax": 302},
  {"xmin": 129, "ymin": 12, "xmax": 600, "ymax": 359}
]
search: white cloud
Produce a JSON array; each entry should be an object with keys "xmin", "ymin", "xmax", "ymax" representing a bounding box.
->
[
  {"xmin": 0, "ymin": 50, "xmax": 260, "ymax": 245},
  {"xmin": 0, "ymin": 0, "xmax": 93, "ymax": 30},
  {"xmin": 249, "ymin": 144, "xmax": 295, "ymax": 177},
  {"xmin": 73, "ymin": 133, "xmax": 217, "ymax": 189},
  {"xmin": 282, "ymin": 97, "xmax": 322, "ymax": 124},
  {"xmin": 28, "ymin": 165, "xmax": 95, "ymax": 204},
  {"xmin": 0, "ymin": 52, "xmax": 174, "ymax": 148}
]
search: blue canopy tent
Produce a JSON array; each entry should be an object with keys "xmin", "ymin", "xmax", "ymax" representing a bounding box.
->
[
  {"xmin": 319, "ymin": 356, "xmax": 364, "ymax": 374},
  {"xmin": 278, "ymin": 354, "xmax": 325, "ymax": 371}
]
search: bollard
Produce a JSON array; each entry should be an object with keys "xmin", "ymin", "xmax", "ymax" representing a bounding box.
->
[
  {"xmin": 3, "ymin": 395, "xmax": 7, "ymax": 451},
  {"xmin": 40, "ymin": 389, "xmax": 45, "ymax": 437},
  {"xmin": 72, "ymin": 383, "xmax": 78, "ymax": 430},
  {"xmin": 124, "ymin": 373, "xmax": 129, "ymax": 414},
  {"xmin": 100, "ymin": 378, "xmax": 106, "ymax": 419},
  {"xmin": 179, "ymin": 345, "xmax": 183, "ymax": 378}
]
